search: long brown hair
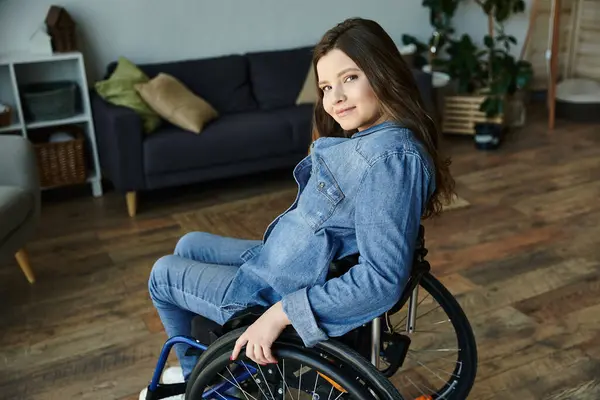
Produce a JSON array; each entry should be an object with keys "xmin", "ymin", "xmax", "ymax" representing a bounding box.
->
[{"xmin": 310, "ymin": 17, "xmax": 455, "ymax": 219}]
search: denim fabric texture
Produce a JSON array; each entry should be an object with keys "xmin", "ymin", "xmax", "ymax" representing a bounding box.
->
[{"xmin": 149, "ymin": 120, "xmax": 435, "ymax": 378}]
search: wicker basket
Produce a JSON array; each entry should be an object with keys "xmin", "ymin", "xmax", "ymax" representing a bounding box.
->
[
  {"xmin": 442, "ymin": 95, "xmax": 504, "ymax": 135},
  {"xmin": 31, "ymin": 125, "xmax": 87, "ymax": 188},
  {"xmin": 0, "ymin": 105, "xmax": 11, "ymax": 127}
]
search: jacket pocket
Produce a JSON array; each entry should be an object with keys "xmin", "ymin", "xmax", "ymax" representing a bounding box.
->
[{"xmin": 300, "ymin": 156, "xmax": 345, "ymax": 231}]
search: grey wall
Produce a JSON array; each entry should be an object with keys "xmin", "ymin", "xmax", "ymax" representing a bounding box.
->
[{"xmin": 0, "ymin": 0, "xmax": 533, "ymax": 81}]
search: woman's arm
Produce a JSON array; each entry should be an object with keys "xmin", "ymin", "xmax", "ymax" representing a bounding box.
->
[{"xmin": 282, "ymin": 151, "xmax": 434, "ymax": 347}]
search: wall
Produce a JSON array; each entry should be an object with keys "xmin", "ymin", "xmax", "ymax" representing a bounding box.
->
[
  {"xmin": 0, "ymin": 0, "xmax": 534, "ymax": 81},
  {"xmin": 0, "ymin": 0, "xmax": 435, "ymax": 80}
]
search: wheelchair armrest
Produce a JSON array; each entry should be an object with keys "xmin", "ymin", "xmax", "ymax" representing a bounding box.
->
[
  {"xmin": 327, "ymin": 254, "xmax": 360, "ymax": 280},
  {"xmin": 187, "ymin": 305, "xmax": 268, "ymax": 356},
  {"xmin": 222, "ymin": 305, "xmax": 268, "ymax": 332}
]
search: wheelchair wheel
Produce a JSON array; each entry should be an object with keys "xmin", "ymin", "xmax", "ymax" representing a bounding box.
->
[
  {"xmin": 379, "ymin": 272, "xmax": 477, "ymax": 399},
  {"xmin": 186, "ymin": 327, "xmax": 403, "ymax": 399}
]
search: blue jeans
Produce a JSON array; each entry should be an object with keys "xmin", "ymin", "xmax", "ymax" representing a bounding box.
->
[{"xmin": 148, "ymin": 231, "xmax": 261, "ymax": 380}]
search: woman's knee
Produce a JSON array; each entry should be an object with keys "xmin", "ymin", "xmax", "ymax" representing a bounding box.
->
[
  {"xmin": 174, "ymin": 231, "xmax": 211, "ymax": 258},
  {"xmin": 148, "ymin": 254, "xmax": 177, "ymax": 301}
]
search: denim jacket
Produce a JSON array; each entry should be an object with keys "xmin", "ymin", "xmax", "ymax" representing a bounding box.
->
[{"xmin": 221, "ymin": 121, "xmax": 436, "ymax": 347}]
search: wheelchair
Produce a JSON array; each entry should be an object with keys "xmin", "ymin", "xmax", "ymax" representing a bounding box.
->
[{"xmin": 143, "ymin": 225, "xmax": 478, "ymax": 399}]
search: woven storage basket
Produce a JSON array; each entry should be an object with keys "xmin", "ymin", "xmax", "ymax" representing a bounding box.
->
[
  {"xmin": 0, "ymin": 105, "xmax": 11, "ymax": 127},
  {"xmin": 442, "ymin": 94, "xmax": 504, "ymax": 135},
  {"xmin": 32, "ymin": 125, "xmax": 87, "ymax": 188}
]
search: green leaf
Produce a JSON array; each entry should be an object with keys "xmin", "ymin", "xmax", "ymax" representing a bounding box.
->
[
  {"xmin": 496, "ymin": 5, "xmax": 509, "ymax": 22},
  {"xmin": 514, "ymin": 0, "xmax": 526, "ymax": 13},
  {"xmin": 483, "ymin": 1, "xmax": 494, "ymax": 15},
  {"xmin": 401, "ymin": 34, "xmax": 417, "ymax": 45},
  {"xmin": 484, "ymin": 35, "xmax": 495, "ymax": 49}
]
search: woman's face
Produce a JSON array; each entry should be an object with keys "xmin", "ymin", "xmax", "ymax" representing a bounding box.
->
[{"xmin": 317, "ymin": 49, "xmax": 385, "ymax": 131}]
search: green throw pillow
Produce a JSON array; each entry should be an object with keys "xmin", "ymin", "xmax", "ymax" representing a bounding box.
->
[{"xmin": 95, "ymin": 56, "xmax": 162, "ymax": 133}]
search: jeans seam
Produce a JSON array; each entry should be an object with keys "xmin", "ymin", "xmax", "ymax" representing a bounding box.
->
[{"xmin": 154, "ymin": 283, "xmax": 225, "ymax": 312}]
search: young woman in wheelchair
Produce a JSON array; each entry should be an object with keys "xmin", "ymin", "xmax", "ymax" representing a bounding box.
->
[{"xmin": 142, "ymin": 17, "xmax": 475, "ymax": 400}]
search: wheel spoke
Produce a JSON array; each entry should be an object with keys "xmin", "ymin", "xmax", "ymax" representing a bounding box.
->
[
  {"xmin": 381, "ymin": 273, "xmax": 476, "ymax": 400},
  {"xmin": 242, "ymin": 361, "xmax": 270, "ymax": 400},
  {"xmin": 403, "ymin": 375, "xmax": 432, "ymax": 398}
]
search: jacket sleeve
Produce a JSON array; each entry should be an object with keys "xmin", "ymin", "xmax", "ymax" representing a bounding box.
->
[{"xmin": 281, "ymin": 151, "xmax": 434, "ymax": 347}]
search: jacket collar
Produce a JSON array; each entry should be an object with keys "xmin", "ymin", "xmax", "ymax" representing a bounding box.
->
[{"xmin": 350, "ymin": 120, "xmax": 401, "ymax": 139}]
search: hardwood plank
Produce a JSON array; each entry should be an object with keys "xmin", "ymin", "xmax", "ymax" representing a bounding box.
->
[
  {"xmin": 514, "ymin": 273, "xmax": 600, "ymax": 324},
  {"xmin": 0, "ymin": 333, "xmax": 167, "ymax": 400},
  {"xmin": 471, "ymin": 305, "xmax": 599, "ymax": 382},
  {"xmin": 427, "ymin": 224, "xmax": 564, "ymax": 276},
  {"xmin": 455, "ymin": 257, "xmax": 598, "ymax": 318},
  {"xmin": 470, "ymin": 348, "xmax": 598, "ymax": 399},
  {"xmin": 512, "ymin": 180, "xmax": 600, "ymax": 223},
  {"xmin": 461, "ymin": 248, "xmax": 565, "ymax": 287}
]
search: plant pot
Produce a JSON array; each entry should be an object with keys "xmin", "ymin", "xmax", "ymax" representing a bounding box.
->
[
  {"xmin": 398, "ymin": 43, "xmax": 417, "ymax": 68},
  {"xmin": 505, "ymin": 90, "xmax": 529, "ymax": 127},
  {"xmin": 474, "ymin": 122, "xmax": 503, "ymax": 150}
]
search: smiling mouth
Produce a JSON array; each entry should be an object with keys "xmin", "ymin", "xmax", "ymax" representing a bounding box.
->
[{"xmin": 336, "ymin": 107, "xmax": 356, "ymax": 117}]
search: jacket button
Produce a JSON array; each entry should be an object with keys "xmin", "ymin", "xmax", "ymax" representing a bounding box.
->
[{"xmin": 318, "ymin": 182, "xmax": 325, "ymax": 188}]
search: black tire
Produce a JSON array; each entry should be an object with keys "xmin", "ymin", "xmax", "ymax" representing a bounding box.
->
[
  {"xmin": 185, "ymin": 327, "xmax": 403, "ymax": 399},
  {"xmin": 386, "ymin": 272, "xmax": 478, "ymax": 399}
]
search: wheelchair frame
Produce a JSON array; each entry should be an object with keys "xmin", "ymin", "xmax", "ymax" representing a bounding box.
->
[{"xmin": 145, "ymin": 226, "xmax": 431, "ymax": 399}]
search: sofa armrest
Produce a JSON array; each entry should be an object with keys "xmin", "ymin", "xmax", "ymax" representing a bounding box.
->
[
  {"xmin": 91, "ymin": 91, "xmax": 146, "ymax": 192},
  {"xmin": 0, "ymin": 135, "xmax": 41, "ymax": 219}
]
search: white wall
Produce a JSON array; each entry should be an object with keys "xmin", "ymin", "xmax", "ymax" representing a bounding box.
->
[
  {"xmin": 0, "ymin": 0, "xmax": 533, "ymax": 81},
  {"xmin": 0, "ymin": 0, "xmax": 434, "ymax": 80}
]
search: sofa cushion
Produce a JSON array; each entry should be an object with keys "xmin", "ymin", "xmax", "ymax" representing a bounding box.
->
[
  {"xmin": 247, "ymin": 46, "xmax": 314, "ymax": 110},
  {"xmin": 135, "ymin": 73, "xmax": 218, "ymax": 134},
  {"xmin": 269, "ymin": 105, "xmax": 314, "ymax": 151},
  {"xmin": 106, "ymin": 55, "xmax": 257, "ymax": 114},
  {"xmin": 144, "ymin": 111, "xmax": 297, "ymax": 175},
  {"xmin": 296, "ymin": 66, "xmax": 318, "ymax": 105},
  {"xmin": 95, "ymin": 56, "xmax": 162, "ymax": 133},
  {"xmin": 0, "ymin": 186, "xmax": 32, "ymax": 244}
]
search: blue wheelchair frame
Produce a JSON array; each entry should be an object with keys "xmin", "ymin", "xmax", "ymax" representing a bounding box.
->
[{"xmin": 148, "ymin": 335, "xmax": 257, "ymax": 399}]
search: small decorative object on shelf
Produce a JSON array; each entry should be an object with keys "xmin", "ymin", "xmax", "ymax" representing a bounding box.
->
[
  {"xmin": 20, "ymin": 81, "xmax": 78, "ymax": 122},
  {"xmin": 0, "ymin": 103, "xmax": 11, "ymax": 127},
  {"xmin": 45, "ymin": 5, "xmax": 78, "ymax": 53},
  {"xmin": 30, "ymin": 124, "xmax": 87, "ymax": 188}
]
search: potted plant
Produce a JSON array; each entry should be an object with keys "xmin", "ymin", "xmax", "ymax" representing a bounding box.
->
[
  {"xmin": 438, "ymin": 34, "xmax": 487, "ymax": 94},
  {"xmin": 473, "ymin": 0, "xmax": 533, "ymax": 150},
  {"xmin": 401, "ymin": 0, "xmax": 464, "ymax": 69}
]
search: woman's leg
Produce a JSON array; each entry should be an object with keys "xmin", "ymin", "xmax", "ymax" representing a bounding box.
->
[
  {"xmin": 173, "ymin": 231, "xmax": 261, "ymax": 266},
  {"xmin": 149, "ymin": 256, "xmax": 237, "ymax": 379},
  {"xmin": 149, "ymin": 232, "xmax": 261, "ymax": 379}
]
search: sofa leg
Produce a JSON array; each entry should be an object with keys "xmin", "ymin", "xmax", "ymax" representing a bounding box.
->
[
  {"xmin": 15, "ymin": 248, "xmax": 35, "ymax": 284},
  {"xmin": 126, "ymin": 191, "xmax": 137, "ymax": 217}
]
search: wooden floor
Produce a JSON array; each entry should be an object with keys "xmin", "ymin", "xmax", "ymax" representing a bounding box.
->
[{"xmin": 1, "ymin": 104, "xmax": 599, "ymax": 399}]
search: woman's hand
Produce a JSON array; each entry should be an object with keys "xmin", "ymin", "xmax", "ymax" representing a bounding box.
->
[{"xmin": 230, "ymin": 301, "xmax": 291, "ymax": 365}]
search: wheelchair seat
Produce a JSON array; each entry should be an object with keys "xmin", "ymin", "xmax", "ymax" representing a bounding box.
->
[{"xmin": 187, "ymin": 224, "xmax": 428, "ymax": 355}]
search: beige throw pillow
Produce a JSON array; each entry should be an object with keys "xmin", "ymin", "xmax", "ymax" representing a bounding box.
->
[
  {"xmin": 296, "ymin": 66, "xmax": 318, "ymax": 105},
  {"xmin": 135, "ymin": 73, "xmax": 218, "ymax": 134}
]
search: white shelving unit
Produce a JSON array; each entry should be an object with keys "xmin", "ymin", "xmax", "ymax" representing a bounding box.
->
[{"xmin": 0, "ymin": 51, "xmax": 103, "ymax": 197}]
